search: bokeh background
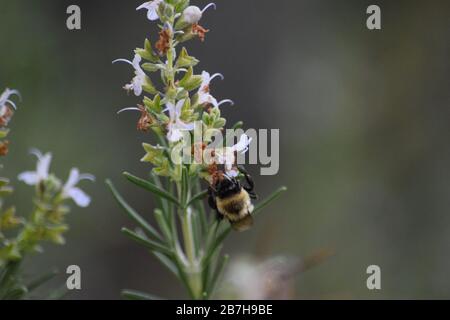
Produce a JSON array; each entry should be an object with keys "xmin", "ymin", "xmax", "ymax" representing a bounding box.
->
[{"xmin": 1, "ymin": 0, "xmax": 449, "ymax": 299}]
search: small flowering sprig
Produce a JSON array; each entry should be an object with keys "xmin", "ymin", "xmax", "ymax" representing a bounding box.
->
[
  {"xmin": 0, "ymin": 90, "xmax": 94, "ymax": 299},
  {"xmin": 0, "ymin": 88, "xmax": 20, "ymax": 157},
  {"xmin": 107, "ymin": 0, "xmax": 286, "ymax": 300}
]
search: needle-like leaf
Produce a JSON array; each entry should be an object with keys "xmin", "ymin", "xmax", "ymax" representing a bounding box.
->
[
  {"xmin": 187, "ymin": 189, "xmax": 208, "ymax": 207},
  {"xmin": 27, "ymin": 269, "xmax": 59, "ymax": 292},
  {"xmin": 232, "ymin": 121, "xmax": 244, "ymax": 130},
  {"xmin": 3, "ymin": 286, "xmax": 28, "ymax": 300},
  {"xmin": 252, "ymin": 186, "xmax": 288, "ymax": 216},
  {"xmin": 106, "ymin": 179, "xmax": 162, "ymax": 241},
  {"xmin": 121, "ymin": 227, "xmax": 172, "ymax": 256},
  {"xmin": 152, "ymin": 251, "xmax": 179, "ymax": 278},
  {"xmin": 122, "ymin": 289, "xmax": 164, "ymax": 300},
  {"xmin": 123, "ymin": 172, "xmax": 181, "ymax": 207}
]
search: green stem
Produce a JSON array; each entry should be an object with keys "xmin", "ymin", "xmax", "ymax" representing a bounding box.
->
[
  {"xmin": 181, "ymin": 211, "xmax": 195, "ymax": 263},
  {"xmin": 176, "ymin": 178, "xmax": 202, "ymax": 299},
  {"xmin": 163, "ymin": 15, "xmax": 204, "ymax": 300}
]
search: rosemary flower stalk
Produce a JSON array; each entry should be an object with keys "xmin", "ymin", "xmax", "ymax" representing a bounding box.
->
[
  {"xmin": 0, "ymin": 89, "xmax": 94, "ymax": 299},
  {"xmin": 108, "ymin": 0, "xmax": 286, "ymax": 300}
]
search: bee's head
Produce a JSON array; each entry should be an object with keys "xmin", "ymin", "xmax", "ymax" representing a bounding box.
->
[{"xmin": 214, "ymin": 175, "xmax": 242, "ymax": 199}]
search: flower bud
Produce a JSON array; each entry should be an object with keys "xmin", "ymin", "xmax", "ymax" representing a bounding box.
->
[{"xmin": 182, "ymin": 6, "xmax": 203, "ymax": 25}]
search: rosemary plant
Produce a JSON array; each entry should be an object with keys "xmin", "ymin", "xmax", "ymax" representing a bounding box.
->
[
  {"xmin": 107, "ymin": 0, "xmax": 286, "ymax": 300},
  {"xmin": 0, "ymin": 88, "xmax": 94, "ymax": 299}
]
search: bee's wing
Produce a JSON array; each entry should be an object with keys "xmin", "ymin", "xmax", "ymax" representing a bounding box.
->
[{"xmin": 231, "ymin": 214, "xmax": 253, "ymax": 232}]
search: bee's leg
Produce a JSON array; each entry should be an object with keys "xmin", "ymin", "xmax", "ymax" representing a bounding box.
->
[
  {"xmin": 238, "ymin": 165, "xmax": 257, "ymax": 199},
  {"xmin": 208, "ymin": 187, "xmax": 223, "ymax": 221},
  {"xmin": 248, "ymin": 191, "xmax": 258, "ymax": 200},
  {"xmin": 207, "ymin": 187, "xmax": 218, "ymax": 211}
]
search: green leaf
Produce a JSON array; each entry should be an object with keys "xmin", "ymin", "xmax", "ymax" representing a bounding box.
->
[
  {"xmin": 213, "ymin": 118, "xmax": 226, "ymax": 129},
  {"xmin": 143, "ymin": 77, "xmax": 158, "ymax": 95},
  {"xmin": 123, "ymin": 172, "xmax": 181, "ymax": 207},
  {"xmin": 187, "ymin": 189, "xmax": 208, "ymax": 207},
  {"xmin": 121, "ymin": 228, "xmax": 172, "ymax": 256},
  {"xmin": 144, "ymin": 94, "xmax": 163, "ymax": 113},
  {"xmin": 232, "ymin": 121, "xmax": 244, "ymax": 130},
  {"xmin": 0, "ymin": 261, "xmax": 21, "ymax": 298},
  {"xmin": 192, "ymin": 182, "xmax": 208, "ymax": 236},
  {"xmin": 122, "ymin": 289, "xmax": 164, "ymax": 300},
  {"xmin": 46, "ymin": 285, "xmax": 69, "ymax": 300},
  {"xmin": 152, "ymin": 251, "xmax": 179, "ymax": 278},
  {"xmin": 27, "ymin": 269, "xmax": 58, "ymax": 292},
  {"xmin": 175, "ymin": 47, "xmax": 199, "ymax": 69},
  {"xmin": 179, "ymin": 67, "xmax": 203, "ymax": 91},
  {"xmin": 181, "ymin": 167, "xmax": 189, "ymax": 207},
  {"xmin": 174, "ymin": 0, "xmax": 190, "ymax": 14},
  {"xmin": 0, "ymin": 177, "xmax": 10, "ymax": 188},
  {"xmin": 0, "ymin": 207, "xmax": 23, "ymax": 231},
  {"xmin": 253, "ymin": 186, "xmax": 288, "ymax": 216},
  {"xmin": 150, "ymin": 173, "xmax": 169, "ymax": 216},
  {"xmin": 0, "ymin": 186, "xmax": 13, "ymax": 197},
  {"xmin": 135, "ymin": 39, "xmax": 159, "ymax": 63},
  {"xmin": 141, "ymin": 143, "xmax": 166, "ymax": 165},
  {"xmin": 3, "ymin": 286, "xmax": 28, "ymax": 300},
  {"xmin": 154, "ymin": 209, "xmax": 172, "ymax": 242},
  {"xmin": 106, "ymin": 180, "xmax": 162, "ymax": 240},
  {"xmin": 0, "ymin": 129, "xmax": 9, "ymax": 139},
  {"xmin": 142, "ymin": 63, "xmax": 160, "ymax": 73}
]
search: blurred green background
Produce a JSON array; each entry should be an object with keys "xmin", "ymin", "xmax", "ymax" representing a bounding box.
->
[{"xmin": 1, "ymin": 0, "xmax": 449, "ymax": 299}]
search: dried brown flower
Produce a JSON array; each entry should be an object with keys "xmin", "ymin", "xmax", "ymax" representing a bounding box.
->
[
  {"xmin": 137, "ymin": 105, "xmax": 154, "ymax": 132},
  {"xmin": 155, "ymin": 29, "xmax": 171, "ymax": 55},
  {"xmin": 192, "ymin": 24, "xmax": 209, "ymax": 42},
  {"xmin": 0, "ymin": 141, "xmax": 10, "ymax": 156}
]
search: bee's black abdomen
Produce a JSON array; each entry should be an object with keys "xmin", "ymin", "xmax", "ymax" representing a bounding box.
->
[{"xmin": 222, "ymin": 200, "xmax": 245, "ymax": 215}]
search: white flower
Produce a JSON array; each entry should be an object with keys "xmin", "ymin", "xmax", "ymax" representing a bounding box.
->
[
  {"xmin": 215, "ymin": 134, "xmax": 252, "ymax": 177},
  {"xmin": 62, "ymin": 168, "xmax": 95, "ymax": 208},
  {"xmin": 113, "ymin": 54, "xmax": 146, "ymax": 96},
  {"xmin": 137, "ymin": 0, "xmax": 163, "ymax": 21},
  {"xmin": 0, "ymin": 88, "xmax": 20, "ymax": 116},
  {"xmin": 164, "ymin": 99, "xmax": 195, "ymax": 143},
  {"xmin": 198, "ymin": 71, "xmax": 234, "ymax": 108},
  {"xmin": 182, "ymin": 3, "xmax": 216, "ymax": 24},
  {"xmin": 18, "ymin": 149, "xmax": 52, "ymax": 185}
]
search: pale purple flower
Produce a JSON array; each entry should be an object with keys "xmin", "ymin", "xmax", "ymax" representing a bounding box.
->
[
  {"xmin": 62, "ymin": 168, "xmax": 95, "ymax": 207},
  {"xmin": 137, "ymin": 0, "xmax": 163, "ymax": 21},
  {"xmin": 164, "ymin": 99, "xmax": 195, "ymax": 143},
  {"xmin": 18, "ymin": 149, "xmax": 52, "ymax": 185},
  {"xmin": 198, "ymin": 71, "xmax": 234, "ymax": 108},
  {"xmin": 215, "ymin": 134, "xmax": 252, "ymax": 177},
  {"xmin": 0, "ymin": 88, "xmax": 20, "ymax": 116},
  {"xmin": 113, "ymin": 54, "xmax": 146, "ymax": 96}
]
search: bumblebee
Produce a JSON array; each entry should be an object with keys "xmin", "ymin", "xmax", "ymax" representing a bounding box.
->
[{"xmin": 208, "ymin": 167, "xmax": 257, "ymax": 232}]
